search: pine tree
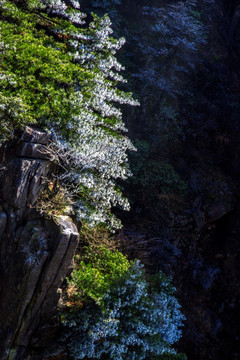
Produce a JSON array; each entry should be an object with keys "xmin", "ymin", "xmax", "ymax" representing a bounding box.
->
[{"xmin": 0, "ymin": 0, "xmax": 138, "ymax": 229}]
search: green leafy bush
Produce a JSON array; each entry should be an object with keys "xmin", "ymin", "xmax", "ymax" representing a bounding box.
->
[
  {"xmin": 69, "ymin": 246, "xmax": 131, "ymax": 302},
  {"xmin": 0, "ymin": 0, "xmax": 76, "ymax": 137},
  {"xmin": 63, "ymin": 250, "xmax": 185, "ymax": 360}
]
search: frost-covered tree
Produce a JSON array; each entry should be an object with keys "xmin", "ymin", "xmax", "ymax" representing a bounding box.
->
[
  {"xmin": 0, "ymin": 0, "xmax": 138, "ymax": 229},
  {"xmin": 63, "ymin": 257, "xmax": 186, "ymax": 360}
]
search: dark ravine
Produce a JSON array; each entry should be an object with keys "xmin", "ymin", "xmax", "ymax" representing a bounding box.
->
[
  {"xmin": 84, "ymin": 0, "xmax": 240, "ymax": 359},
  {"xmin": 114, "ymin": 0, "xmax": 240, "ymax": 359},
  {"xmin": 0, "ymin": 127, "xmax": 79, "ymax": 360}
]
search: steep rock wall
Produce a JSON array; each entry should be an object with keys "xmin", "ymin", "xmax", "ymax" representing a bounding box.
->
[{"xmin": 0, "ymin": 128, "xmax": 79, "ymax": 360}]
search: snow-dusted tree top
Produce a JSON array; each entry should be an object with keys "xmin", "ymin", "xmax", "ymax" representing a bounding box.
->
[{"xmin": 0, "ymin": 0, "xmax": 139, "ymax": 229}]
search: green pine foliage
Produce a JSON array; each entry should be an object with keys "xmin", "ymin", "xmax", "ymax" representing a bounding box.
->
[
  {"xmin": 0, "ymin": 0, "xmax": 76, "ymax": 138},
  {"xmin": 0, "ymin": 0, "xmax": 139, "ymax": 229},
  {"xmin": 69, "ymin": 246, "xmax": 131, "ymax": 302}
]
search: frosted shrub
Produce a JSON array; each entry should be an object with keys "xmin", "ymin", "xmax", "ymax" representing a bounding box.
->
[
  {"xmin": 43, "ymin": 3, "xmax": 138, "ymax": 230},
  {"xmin": 62, "ymin": 259, "xmax": 186, "ymax": 360}
]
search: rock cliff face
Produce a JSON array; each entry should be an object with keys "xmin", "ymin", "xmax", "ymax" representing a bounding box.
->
[{"xmin": 0, "ymin": 128, "xmax": 79, "ymax": 360}]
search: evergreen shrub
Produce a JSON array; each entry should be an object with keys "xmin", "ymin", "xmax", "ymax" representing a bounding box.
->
[
  {"xmin": 62, "ymin": 249, "xmax": 185, "ymax": 360},
  {"xmin": 69, "ymin": 246, "xmax": 131, "ymax": 302}
]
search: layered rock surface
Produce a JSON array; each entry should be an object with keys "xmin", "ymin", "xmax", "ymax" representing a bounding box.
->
[{"xmin": 0, "ymin": 128, "xmax": 79, "ymax": 360}]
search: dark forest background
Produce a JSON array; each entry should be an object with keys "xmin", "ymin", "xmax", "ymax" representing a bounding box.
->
[{"xmin": 81, "ymin": 1, "xmax": 240, "ymax": 359}]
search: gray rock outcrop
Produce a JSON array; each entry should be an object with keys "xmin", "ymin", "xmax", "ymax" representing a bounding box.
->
[{"xmin": 0, "ymin": 128, "xmax": 79, "ymax": 360}]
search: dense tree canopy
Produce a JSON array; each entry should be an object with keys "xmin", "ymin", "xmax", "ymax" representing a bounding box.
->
[{"xmin": 0, "ymin": 0, "xmax": 138, "ymax": 229}]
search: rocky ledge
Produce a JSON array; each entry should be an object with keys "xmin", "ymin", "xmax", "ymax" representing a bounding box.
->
[{"xmin": 0, "ymin": 128, "xmax": 79, "ymax": 360}]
